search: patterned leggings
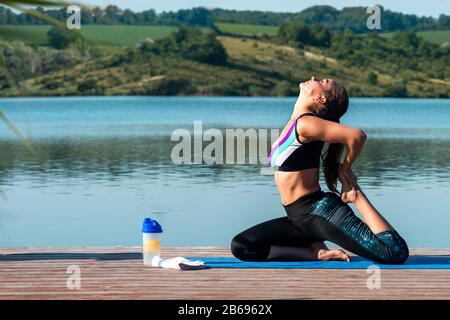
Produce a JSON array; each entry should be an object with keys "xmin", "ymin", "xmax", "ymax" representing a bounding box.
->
[{"xmin": 231, "ymin": 190, "xmax": 409, "ymax": 264}]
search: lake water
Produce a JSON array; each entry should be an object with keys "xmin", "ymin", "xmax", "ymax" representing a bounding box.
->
[{"xmin": 0, "ymin": 96, "xmax": 449, "ymax": 249}]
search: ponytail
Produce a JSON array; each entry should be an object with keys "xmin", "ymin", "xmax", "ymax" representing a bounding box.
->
[{"xmin": 319, "ymin": 83, "xmax": 349, "ymax": 193}]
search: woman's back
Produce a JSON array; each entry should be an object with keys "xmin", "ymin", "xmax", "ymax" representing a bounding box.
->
[
  {"xmin": 270, "ymin": 113, "xmax": 324, "ymax": 205},
  {"xmin": 274, "ymin": 169, "xmax": 321, "ymax": 205}
]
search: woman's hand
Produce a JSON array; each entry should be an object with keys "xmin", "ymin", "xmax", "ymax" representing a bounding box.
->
[
  {"xmin": 339, "ymin": 163, "xmax": 359, "ymax": 203},
  {"xmin": 339, "ymin": 162, "xmax": 357, "ymax": 188}
]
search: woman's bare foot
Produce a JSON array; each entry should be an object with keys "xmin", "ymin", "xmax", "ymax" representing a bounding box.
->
[{"xmin": 317, "ymin": 249, "xmax": 351, "ymax": 262}]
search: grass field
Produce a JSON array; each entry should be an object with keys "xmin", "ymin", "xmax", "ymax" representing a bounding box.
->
[
  {"xmin": 215, "ymin": 22, "xmax": 279, "ymax": 36},
  {"xmin": 216, "ymin": 23, "xmax": 450, "ymax": 45},
  {"xmin": 380, "ymin": 30, "xmax": 450, "ymax": 45},
  {"xmin": 0, "ymin": 25, "xmax": 49, "ymax": 44},
  {"xmin": 0, "ymin": 25, "xmax": 179, "ymax": 46},
  {"xmin": 2, "ymin": 24, "xmax": 448, "ymax": 46}
]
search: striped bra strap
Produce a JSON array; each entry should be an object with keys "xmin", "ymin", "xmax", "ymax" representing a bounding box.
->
[{"xmin": 268, "ymin": 112, "xmax": 317, "ymax": 165}]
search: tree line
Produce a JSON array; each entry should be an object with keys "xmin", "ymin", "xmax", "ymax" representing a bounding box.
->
[{"xmin": 0, "ymin": 5, "xmax": 449, "ymax": 33}]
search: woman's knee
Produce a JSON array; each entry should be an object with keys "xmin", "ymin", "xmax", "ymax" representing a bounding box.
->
[
  {"xmin": 230, "ymin": 234, "xmax": 269, "ymax": 262},
  {"xmin": 376, "ymin": 231, "xmax": 409, "ymax": 264},
  {"xmin": 389, "ymin": 238, "xmax": 409, "ymax": 264},
  {"xmin": 381, "ymin": 245, "xmax": 409, "ymax": 264}
]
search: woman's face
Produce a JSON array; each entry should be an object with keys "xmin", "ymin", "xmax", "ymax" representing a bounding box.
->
[{"xmin": 299, "ymin": 76, "xmax": 336, "ymax": 97}]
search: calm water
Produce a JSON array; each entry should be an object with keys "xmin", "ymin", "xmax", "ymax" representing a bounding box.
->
[{"xmin": 0, "ymin": 96, "xmax": 449, "ymax": 248}]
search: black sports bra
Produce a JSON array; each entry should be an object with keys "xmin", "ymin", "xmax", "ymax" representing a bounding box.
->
[{"xmin": 268, "ymin": 112, "xmax": 324, "ymax": 171}]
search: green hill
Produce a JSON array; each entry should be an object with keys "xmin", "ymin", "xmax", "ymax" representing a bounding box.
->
[
  {"xmin": 1, "ymin": 35, "xmax": 448, "ymax": 98},
  {"xmin": 0, "ymin": 25, "xmax": 179, "ymax": 46},
  {"xmin": 215, "ymin": 22, "xmax": 279, "ymax": 36},
  {"xmin": 380, "ymin": 30, "xmax": 450, "ymax": 45},
  {"xmin": 0, "ymin": 25, "xmax": 49, "ymax": 45},
  {"xmin": 2, "ymin": 24, "xmax": 448, "ymax": 47},
  {"xmin": 0, "ymin": 26, "xmax": 448, "ymax": 98}
]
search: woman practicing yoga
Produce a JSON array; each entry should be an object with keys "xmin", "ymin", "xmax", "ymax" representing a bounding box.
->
[{"xmin": 231, "ymin": 77, "xmax": 409, "ymax": 264}]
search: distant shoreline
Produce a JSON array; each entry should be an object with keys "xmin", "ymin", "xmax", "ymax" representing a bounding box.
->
[{"xmin": 0, "ymin": 95, "xmax": 449, "ymax": 99}]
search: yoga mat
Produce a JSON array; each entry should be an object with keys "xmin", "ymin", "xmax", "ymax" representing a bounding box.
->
[{"xmin": 187, "ymin": 256, "xmax": 450, "ymax": 269}]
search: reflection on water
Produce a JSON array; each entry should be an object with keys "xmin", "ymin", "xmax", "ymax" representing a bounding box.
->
[
  {"xmin": 0, "ymin": 136, "xmax": 449, "ymax": 188},
  {"xmin": 0, "ymin": 97, "xmax": 449, "ymax": 248}
]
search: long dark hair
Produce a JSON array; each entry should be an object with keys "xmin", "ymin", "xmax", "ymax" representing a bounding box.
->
[{"xmin": 317, "ymin": 83, "xmax": 349, "ymax": 193}]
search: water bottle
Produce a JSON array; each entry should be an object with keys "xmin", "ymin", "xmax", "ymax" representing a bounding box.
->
[{"xmin": 142, "ymin": 218, "xmax": 163, "ymax": 266}]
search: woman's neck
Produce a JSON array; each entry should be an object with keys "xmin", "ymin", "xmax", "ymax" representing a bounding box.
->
[{"xmin": 291, "ymin": 96, "xmax": 315, "ymax": 120}]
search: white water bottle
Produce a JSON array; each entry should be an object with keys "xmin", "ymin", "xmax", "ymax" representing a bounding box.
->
[{"xmin": 142, "ymin": 218, "xmax": 163, "ymax": 266}]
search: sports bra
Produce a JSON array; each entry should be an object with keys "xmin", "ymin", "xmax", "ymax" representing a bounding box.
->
[{"xmin": 268, "ymin": 112, "xmax": 324, "ymax": 172}]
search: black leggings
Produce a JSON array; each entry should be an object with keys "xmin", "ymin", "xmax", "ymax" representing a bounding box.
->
[{"xmin": 231, "ymin": 189, "xmax": 409, "ymax": 264}]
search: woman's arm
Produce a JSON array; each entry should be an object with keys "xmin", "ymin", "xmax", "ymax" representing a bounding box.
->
[
  {"xmin": 340, "ymin": 129, "xmax": 366, "ymax": 189},
  {"xmin": 297, "ymin": 116, "xmax": 366, "ymax": 161},
  {"xmin": 342, "ymin": 130, "xmax": 367, "ymax": 167},
  {"xmin": 297, "ymin": 116, "xmax": 367, "ymax": 188},
  {"xmin": 339, "ymin": 164, "xmax": 358, "ymax": 203}
]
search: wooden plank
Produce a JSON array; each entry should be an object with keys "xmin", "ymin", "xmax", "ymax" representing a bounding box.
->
[{"xmin": 0, "ymin": 247, "xmax": 449, "ymax": 300}]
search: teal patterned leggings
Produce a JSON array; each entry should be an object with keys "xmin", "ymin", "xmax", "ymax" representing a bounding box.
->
[{"xmin": 231, "ymin": 190, "xmax": 409, "ymax": 264}]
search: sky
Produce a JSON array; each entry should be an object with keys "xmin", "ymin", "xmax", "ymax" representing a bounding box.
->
[{"xmin": 79, "ymin": 1, "xmax": 449, "ymax": 18}]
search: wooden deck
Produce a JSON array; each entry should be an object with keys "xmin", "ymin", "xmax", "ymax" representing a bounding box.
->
[{"xmin": 0, "ymin": 247, "xmax": 449, "ymax": 300}]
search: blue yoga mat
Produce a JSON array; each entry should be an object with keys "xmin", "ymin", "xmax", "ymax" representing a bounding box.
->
[{"xmin": 187, "ymin": 256, "xmax": 450, "ymax": 269}]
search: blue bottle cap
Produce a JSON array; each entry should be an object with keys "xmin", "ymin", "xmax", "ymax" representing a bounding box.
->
[{"xmin": 142, "ymin": 218, "xmax": 163, "ymax": 233}]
